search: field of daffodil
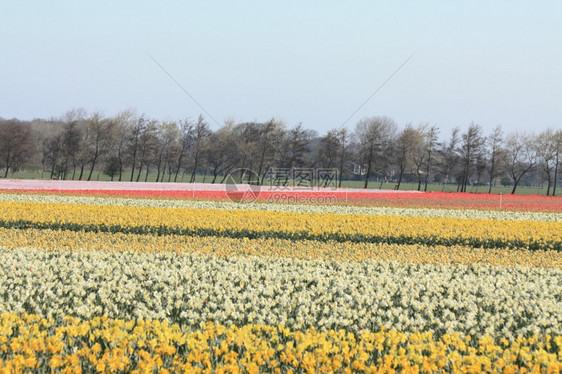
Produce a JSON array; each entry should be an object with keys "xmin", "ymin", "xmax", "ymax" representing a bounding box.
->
[{"xmin": 1, "ymin": 190, "xmax": 561, "ymax": 373}]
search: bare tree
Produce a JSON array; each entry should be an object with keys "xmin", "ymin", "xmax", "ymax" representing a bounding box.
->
[
  {"xmin": 505, "ymin": 133, "xmax": 538, "ymax": 194},
  {"xmin": 336, "ymin": 128, "xmax": 352, "ymax": 187},
  {"xmin": 60, "ymin": 122, "xmax": 82, "ymax": 180},
  {"xmin": 103, "ymin": 156, "xmax": 121, "ymax": 181},
  {"xmin": 409, "ymin": 124, "xmax": 428, "ymax": 191},
  {"xmin": 438, "ymin": 127, "xmax": 461, "ymax": 190},
  {"xmin": 395, "ymin": 123, "xmax": 420, "ymax": 190},
  {"xmin": 439, "ymin": 127, "xmax": 461, "ymax": 191},
  {"xmin": 553, "ymin": 130, "xmax": 562, "ymax": 196},
  {"xmin": 42, "ymin": 132, "xmax": 63, "ymax": 179},
  {"xmin": 189, "ymin": 115, "xmax": 211, "ymax": 183},
  {"xmin": 172, "ymin": 118, "xmax": 194, "ymax": 182},
  {"xmin": 355, "ymin": 116, "xmax": 397, "ymax": 189},
  {"xmin": 57, "ymin": 109, "xmax": 86, "ymax": 180},
  {"xmin": 5, "ymin": 107, "xmax": 562, "ymax": 195},
  {"xmin": 85, "ymin": 112, "xmax": 112, "ymax": 181},
  {"xmin": 317, "ymin": 129, "xmax": 341, "ymax": 169},
  {"xmin": 316, "ymin": 127, "xmax": 352, "ymax": 187},
  {"xmin": 536, "ymin": 129, "xmax": 558, "ymax": 195},
  {"xmin": 0, "ymin": 119, "xmax": 33, "ymax": 177},
  {"xmin": 231, "ymin": 119, "xmax": 287, "ymax": 185},
  {"xmin": 230, "ymin": 122, "xmax": 258, "ymax": 182},
  {"xmin": 423, "ymin": 125, "xmax": 440, "ymax": 191},
  {"xmin": 457, "ymin": 123, "xmax": 485, "ymax": 192},
  {"xmin": 255, "ymin": 119, "xmax": 285, "ymax": 184},
  {"xmin": 376, "ymin": 134, "xmax": 398, "ymax": 189},
  {"xmin": 486, "ymin": 125, "xmax": 504, "ymax": 193},
  {"xmin": 112, "ymin": 110, "xmax": 137, "ymax": 181},
  {"xmin": 354, "ymin": 117, "xmax": 378, "ymax": 189},
  {"xmin": 126, "ymin": 114, "xmax": 145, "ymax": 182},
  {"xmin": 205, "ymin": 124, "xmax": 240, "ymax": 183},
  {"xmin": 135, "ymin": 119, "xmax": 158, "ymax": 182},
  {"xmin": 30, "ymin": 118, "xmax": 63, "ymax": 172},
  {"xmin": 473, "ymin": 152, "xmax": 487, "ymax": 192},
  {"xmin": 154, "ymin": 121, "xmax": 180, "ymax": 182},
  {"xmin": 282, "ymin": 123, "xmax": 311, "ymax": 169}
]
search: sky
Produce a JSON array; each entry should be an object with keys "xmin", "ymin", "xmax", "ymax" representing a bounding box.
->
[{"xmin": 2, "ymin": 1, "xmax": 561, "ymax": 136}]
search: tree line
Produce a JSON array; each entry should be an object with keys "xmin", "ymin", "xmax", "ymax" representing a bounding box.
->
[{"xmin": 1, "ymin": 108, "xmax": 561, "ymax": 195}]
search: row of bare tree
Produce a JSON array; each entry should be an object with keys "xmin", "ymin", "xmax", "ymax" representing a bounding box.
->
[
  {"xmin": 353, "ymin": 118, "xmax": 562, "ymax": 195},
  {"xmin": 1, "ymin": 109, "xmax": 561, "ymax": 195}
]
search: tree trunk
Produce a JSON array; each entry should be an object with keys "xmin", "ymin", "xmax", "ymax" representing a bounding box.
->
[
  {"xmin": 338, "ymin": 156, "xmax": 345, "ymax": 188},
  {"xmin": 553, "ymin": 152, "xmax": 559, "ymax": 196},
  {"xmin": 259, "ymin": 161, "xmax": 273, "ymax": 186},
  {"xmin": 511, "ymin": 181, "xmax": 519, "ymax": 195},
  {"xmin": 488, "ymin": 159, "xmax": 495, "ymax": 194},
  {"xmin": 174, "ymin": 154, "xmax": 183, "ymax": 183},
  {"xmin": 50, "ymin": 160, "xmax": 56, "ymax": 179},
  {"xmin": 396, "ymin": 166, "xmax": 406, "ymax": 190},
  {"xmin": 190, "ymin": 152, "xmax": 199, "ymax": 183},
  {"xmin": 118, "ymin": 159, "xmax": 123, "ymax": 182},
  {"xmin": 136, "ymin": 150, "xmax": 146, "ymax": 182},
  {"xmin": 363, "ymin": 160, "xmax": 372, "ymax": 189},
  {"xmin": 87, "ymin": 154, "xmax": 99, "ymax": 181},
  {"xmin": 423, "ymin": 152, "xmax": 432, "ymax": 192},
  {"xmin": 3, "ymin": 152, "xmax": 11, "ymax": 177},
  {"xmin": 130, "ymin": 132, "xmax": 139, "ymax": 182}
]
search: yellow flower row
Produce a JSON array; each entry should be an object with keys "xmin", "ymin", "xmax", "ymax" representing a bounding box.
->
[
  {"xmin": 2, "ymin": 201, "xmax": 561, "ymax": 249},
  {"xmin": 2, "ymin": 228, "xmax": 561, "ymax": 268},
  {"xmin": 0, "ymin": 313, "xmax": 560, "ymax": 374}
]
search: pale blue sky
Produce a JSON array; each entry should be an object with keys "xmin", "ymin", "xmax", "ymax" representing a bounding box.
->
[{"xmin": 2, "ymin": 1, "xmax": 561, "ymax": 135}]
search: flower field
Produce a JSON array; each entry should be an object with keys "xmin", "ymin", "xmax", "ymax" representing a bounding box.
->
[
  {"xmin": 1, "ymin": 186, "xmax": 561, "ymax": 372},
  {"xmin": 2, "ymin": 179, "xmax": 562, "ymax": 211}
]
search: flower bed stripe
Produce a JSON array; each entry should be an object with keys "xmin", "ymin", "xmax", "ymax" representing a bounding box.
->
[
  {"xmin": 2, "ymin": 248, "xmax": 561, "ymax": 337},
  {"xmin": 2, "ymin": 201, "xmax": 562, "ymax": 250},
  {"xmin": 2, "ymin": 193, "xmax": 561, "ymax": 222},
  {"xmin": 1, "ymin": 314, "xmax": 560, "ymax": 373},
  {"xmin": 3, "ymin": 228, "xmax": 561, "ymax": 267},
  {"xmin": 1, "ymin": 218, "xmax": 560, "ymax": 251},
  {"xmin": 2, "ymin": 188, "xmax": 562, "ymax": 211}
]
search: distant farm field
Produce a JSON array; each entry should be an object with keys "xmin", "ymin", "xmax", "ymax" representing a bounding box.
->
[{"xmin": 0, "ymin": 181, "xmax": 561, "ymax": 372}]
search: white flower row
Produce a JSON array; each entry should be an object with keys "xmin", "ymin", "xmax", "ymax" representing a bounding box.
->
[
  {"xmin": 1, "ymin": 246, "xmax": 560, "ymax": 338},
  {"xmin": 1, "ymin": 193, "xmax": 560, "ymax": 222}
]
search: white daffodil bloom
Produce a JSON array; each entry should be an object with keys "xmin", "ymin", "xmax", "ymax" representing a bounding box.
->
[{"xmin": 2, "ymin": 247, "xmax": 560, "ymax": 339}]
